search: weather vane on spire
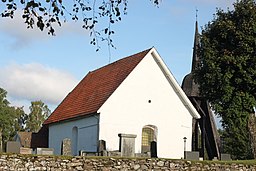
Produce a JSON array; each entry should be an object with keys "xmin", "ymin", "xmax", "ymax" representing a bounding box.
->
[{"xmin": 196, "ymin": 8, "xmax": 198, "ymax": 21}]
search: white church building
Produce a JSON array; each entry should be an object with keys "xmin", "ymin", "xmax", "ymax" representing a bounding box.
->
[{"xmin": 44, "ymin": 47, "xmax": 200, "ymax": 159}]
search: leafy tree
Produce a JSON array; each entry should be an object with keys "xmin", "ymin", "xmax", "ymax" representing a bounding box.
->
[
  {"xmin": 195, "ymin": 0, "xmax": 256, "ymax": 159},
  {"xmin": 0, "ymin": 88, "xmax": 9, "ymax": 106},
  {"xmin": 0, "ymin": 88, "xmax": 26, "ymax": 147},
  {"xmin": 26, "ymin": 100, "xmax": 50, "ymax": 133},
  {"xmin": 0, "ymin": 88, "xmax": 51, "ymax": 150},
  {"xmin": 14, "ymin": 106, "xmax": 27, "ymax": 131},
  {"xmin": 1, "ymin": 0, "xmax": 160, "ymax": 50}
]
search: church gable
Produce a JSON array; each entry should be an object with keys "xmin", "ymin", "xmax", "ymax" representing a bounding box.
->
[
  {"xmin": 98, "ymin": 48, "xmax": 200, "ymax": 122},
  {"xmin": 97, "ymin": 48, "xmax": 200, "ymax": 157},
  {"xmin": 44, "ymin": 48, "xmax": 151, "ymax": 125}
]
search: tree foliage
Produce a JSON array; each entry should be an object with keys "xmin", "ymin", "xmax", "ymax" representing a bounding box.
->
[
  {"xmin": 0, "ymin": 88, "xmax": 25, "ymax": 145},
  {"xmin": 1, "ymin": 0, "xmax": 160, "ymax": 50},
  {"xmin": 0, "ymin": 87, "xmax": 50, "ymax": 149},
  {"xmin": 26, "ymin": 100, "xmax": 50, "ymax": 133},
  {"xmin": 195, "ymin": 0, "xmax": 256, "ymax": 159}
]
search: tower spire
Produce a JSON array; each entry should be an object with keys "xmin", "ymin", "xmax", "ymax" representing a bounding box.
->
[
  {"xmin": 181, "ymin": 9, "xmax": 221, "ymax": 160},
  {"xmin": 191, "ymin": 10, "xmax": 200, "ymax": 72}
]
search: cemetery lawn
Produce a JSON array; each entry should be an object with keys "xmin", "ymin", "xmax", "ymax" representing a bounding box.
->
[{"xmin": 191, "ymin": 159, "xmax": 256, "ymax": 166}]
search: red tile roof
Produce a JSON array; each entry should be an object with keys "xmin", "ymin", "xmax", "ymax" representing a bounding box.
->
[{"xmin": 44, "ymin": 48, "xmax": 151, "ymax": 125}]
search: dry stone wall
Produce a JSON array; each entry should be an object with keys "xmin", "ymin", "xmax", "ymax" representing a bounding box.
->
[{"xmin": 0, "ymin": 154, "xmax": 256, "ymax": 171}]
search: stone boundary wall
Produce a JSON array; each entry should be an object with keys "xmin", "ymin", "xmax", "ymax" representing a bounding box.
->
[{"xmin": 0, "ymin": 154, "xmax": 256, "ymax": 171}]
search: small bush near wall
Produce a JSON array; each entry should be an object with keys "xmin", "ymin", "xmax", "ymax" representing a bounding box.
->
[{"xmin": 0, "ymin": 154, "xmax": 256, "ymax": 170}]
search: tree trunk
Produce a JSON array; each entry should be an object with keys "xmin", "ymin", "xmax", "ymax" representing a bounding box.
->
[
  {"xmin": 248, "ymin": 113, "xmax": 256, "ymax": 159},
  {"xmin": 0, "ymin": 128, "xmax": 2, "ymax": 152}
]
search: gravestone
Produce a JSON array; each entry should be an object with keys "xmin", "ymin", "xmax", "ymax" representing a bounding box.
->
[
  {"xmin": 212, "ymin": 157, "xmax": 218, "ymax": 161},
  {"xmin": 36, "ymin": 148, "xmax": 54, "ymax": 155},
  {"xmin": 20, "ymin": 147, "xmax": 33, "ymax": 154},
  {"xmin": 150, "ymin": 141, "xmax": 157, "ymax": 158},
  {"xmin": 98, "ymin": 140, "xmax": 106, "ymax": 156},
  {"xmin": 221, "ymin": 153, "xmax": 231, "ymax": 161},
  {"xmin": 186, "ymin": 151, "xmax": 200, "ymax": 160},
  {"xmin": 107, "ymin": 150, "xmax": 121, "ymax": 157},
  {"xmin": 6, "ymin": 141, "xmax": 21, "ymax": 153},
  {"xmin": 98, "ymin": 140, "xmax": 106, "ymax": 152},
  {"xmin": 62, "ymin": 138, "xmax": 72, "ymax": 156},
  {"xmin": 118, "ymin": 133, "xmax": 136, "ymax": 157}
]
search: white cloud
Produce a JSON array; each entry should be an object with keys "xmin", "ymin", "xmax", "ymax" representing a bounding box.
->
[
  {"xmin": 0, "ymin": 63, "xmax": 78, "ymax": 106},
  {"xmin": 0, "ymin": 10, "xmax": 87, "ymax": 49},
  {"xmin": 0, "ymin": 11, "xmax": 46, "ymax": 48}
]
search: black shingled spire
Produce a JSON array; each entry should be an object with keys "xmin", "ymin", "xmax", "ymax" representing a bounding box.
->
[
  {"xmin": 181, "ymin": 19, "xmax": 200, "ymax": 97},
  {"xmin": 181, "ymin": 16, "xmax": 221, "ymax": 160},
  {"xmin": 191, "ymin": 20, "xmax": 200, "ymax": 72}
]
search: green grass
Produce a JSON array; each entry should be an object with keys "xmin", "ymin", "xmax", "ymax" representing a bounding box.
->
[{"xmin": 190, "ymin": 159, "xmax": 256, "ymax": 166}]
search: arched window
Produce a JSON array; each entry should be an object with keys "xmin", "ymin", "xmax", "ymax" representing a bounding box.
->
[
  {"xmin": 72, "ymin": 126, "xmax": 78, "ymax": 155},
  {"xmin": 141, "ymin": 125, "xmax": 158, "ymax": 153}
]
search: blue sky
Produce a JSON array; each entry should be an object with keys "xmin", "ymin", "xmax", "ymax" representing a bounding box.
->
[{"xmin": 0, "ymin": 0, "xmax": 235, "ymax": 113}]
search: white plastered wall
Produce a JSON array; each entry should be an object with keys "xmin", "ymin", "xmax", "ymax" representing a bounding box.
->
[
  {"xmin": 48, "ymin": 115, "xmax": 99, "ymax": 155},
  {"xmin": 98, "ymin": 49, "xmax": 198, "ymax": 159}
]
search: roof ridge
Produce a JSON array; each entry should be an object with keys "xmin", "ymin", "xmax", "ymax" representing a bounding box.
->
[{"xmin": 90, "ymin": 48, "xmax": 152, "ymax": 74}]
